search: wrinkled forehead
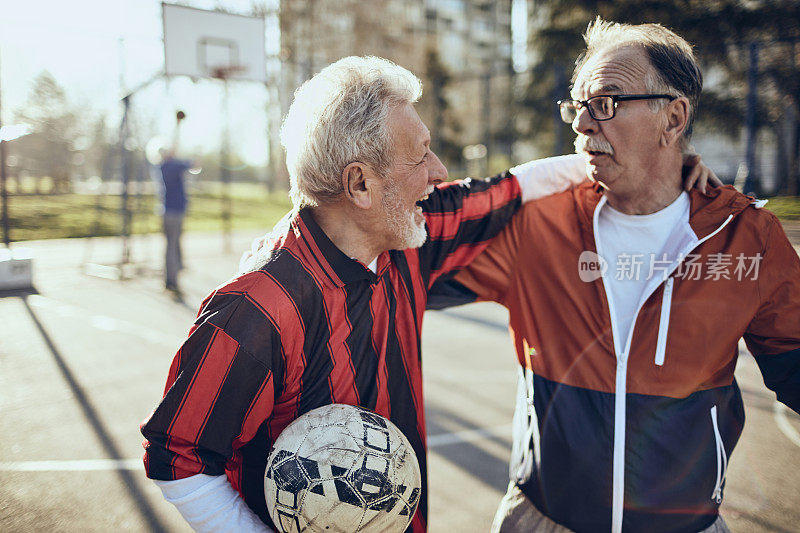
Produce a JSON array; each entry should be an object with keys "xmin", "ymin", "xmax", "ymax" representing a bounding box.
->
[
  {"xmin": 572, "ymin": 46, "xmax": 653, "ymax": 98},
  {"xmin": 390, "ymin": 103, "xmax": 430, "ymax": 153}
]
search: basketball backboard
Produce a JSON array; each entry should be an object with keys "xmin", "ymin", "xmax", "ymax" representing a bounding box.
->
[{"xmin": 162, "ymin": 3, "xmax": 267, "ymax": 82}]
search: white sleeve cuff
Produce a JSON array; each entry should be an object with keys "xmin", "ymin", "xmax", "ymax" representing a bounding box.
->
[
  {"xmin": 510, "ymin": 154, "xmax": 588, "ymax": 203},
  {"xmin": 155, "ymin": 474, "xmax": 273, "ymax": 533}
]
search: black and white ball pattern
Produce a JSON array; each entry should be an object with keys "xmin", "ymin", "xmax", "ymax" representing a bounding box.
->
[{"xmin": 264, "ymin": 404, "xmax": 421, "ymax": 533}]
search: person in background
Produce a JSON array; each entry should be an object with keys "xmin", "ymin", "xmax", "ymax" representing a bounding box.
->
[{"xmin": 158, "ymin": 146, "xmax": 192, "ymax": 293}]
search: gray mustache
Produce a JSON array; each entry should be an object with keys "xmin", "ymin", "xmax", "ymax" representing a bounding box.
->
[{"xmin": 575, "ymin": 136, "xmax": 614, "ymax": 155}]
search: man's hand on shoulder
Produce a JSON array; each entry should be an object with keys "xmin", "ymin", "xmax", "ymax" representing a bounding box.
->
[
  {"xmin": 238, "ymin": 211, "xmax": 295, "ymax": 274},
  {"xmin": 682, "ymin": 152, "xmax": 723, "ymax": 194}
]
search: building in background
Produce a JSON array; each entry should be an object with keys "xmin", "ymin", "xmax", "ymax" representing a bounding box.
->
[{"xmin": 275, "ymin": 0, "xmax": 514, "ymax": 181}]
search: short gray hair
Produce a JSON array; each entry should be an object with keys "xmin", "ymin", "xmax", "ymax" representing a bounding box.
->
[
  {"xmin": 575, "ymin": 18, "xmax": 703, "ymax": 149},
  {"xmin": 281, "ymin": 56, "xmax": 423, "ymax": 207}
]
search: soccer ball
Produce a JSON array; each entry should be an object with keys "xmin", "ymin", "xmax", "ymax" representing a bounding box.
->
[{"xmin": 264, "ymin": 404, "xmax": 421, "ymax": 533}]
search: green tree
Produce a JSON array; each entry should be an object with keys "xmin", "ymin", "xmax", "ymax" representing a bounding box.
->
[
  {"xmin": 422, "ymin": 48, "xmax": 463, "ymax": 170},
  {"xmin": 13, "ymin": 71, "xmax": 83, "ymax": 193},
  {"xmin": 83, "ymin": 115, "xmax": 114, "ymax": 181}
]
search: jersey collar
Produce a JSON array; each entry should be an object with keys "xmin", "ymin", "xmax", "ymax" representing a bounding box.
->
[{"xmin": 293, "ymin": 208, "xmax": 385, "ymax": 287}]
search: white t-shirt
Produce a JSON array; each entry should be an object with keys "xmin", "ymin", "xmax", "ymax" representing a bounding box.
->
[{"xmin": 597, "ymin": 192, "xmax": 690, "ymax": 345}]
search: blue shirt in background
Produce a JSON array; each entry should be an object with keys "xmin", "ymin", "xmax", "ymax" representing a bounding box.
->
[{"xmin": 160, "ymin": 158, "xmax": 191, "ymax": 214}]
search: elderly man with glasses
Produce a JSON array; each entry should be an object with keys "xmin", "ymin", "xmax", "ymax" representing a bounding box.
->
[{"xmin": 432, "ymin": 18, "xmax": 800, "ymax": 533}]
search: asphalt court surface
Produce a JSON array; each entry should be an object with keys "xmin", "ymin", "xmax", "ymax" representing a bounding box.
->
[{"xmin": 1, "ymin": 228, "xmax": 799, "ymax": 532}]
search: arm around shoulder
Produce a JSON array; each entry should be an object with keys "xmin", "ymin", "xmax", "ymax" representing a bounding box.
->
[{"xmin": 510, "ymin": 154, "xmax": 587, "ymax": 203}]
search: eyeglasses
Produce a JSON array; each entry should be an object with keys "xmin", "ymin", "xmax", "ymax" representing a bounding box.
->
[{"xmin": 557, "ymin": 94, "xmax": 677, "ymax": 123}]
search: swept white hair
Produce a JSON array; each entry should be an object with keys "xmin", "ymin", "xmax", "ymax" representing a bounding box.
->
[{"xmin": 281, "ymin": 56, "xmax": 423, "ymax": 207}]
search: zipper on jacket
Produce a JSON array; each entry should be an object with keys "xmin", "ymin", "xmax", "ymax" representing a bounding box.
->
[
  {"xmin": 592, "ymin": 196, "xmax": 736, "ymax": 533},
  {"xmin": 611, "ymin": 351, "xmax": 629, "ymax": 533},
  {"xmin": 593, "ymin": 196, "xmax": 629, "ymax": 533},
  {"xmin": 710, "ymin": 405, "xmax": 728, "ymax": 503},
  {"xmin": 654, "ymin": 277, "xmax": 674, "ymax": 366}
]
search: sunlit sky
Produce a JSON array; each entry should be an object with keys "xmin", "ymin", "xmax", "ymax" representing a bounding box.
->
[{"xmin": 1, "ymin": 0, "xmax": 279, "ymax": 166}]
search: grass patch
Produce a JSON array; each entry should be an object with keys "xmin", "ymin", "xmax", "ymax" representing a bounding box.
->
[
  {"xmin": 8, "ymin": 186, "xmax": 800, "ymax": 242},
  {"xmin": 764, "ymin": 196, "xmax": 800, "ymax": 220},
  {"xmin": 7, "ymin": 183, "xmax": 293, "ymax": 241}
]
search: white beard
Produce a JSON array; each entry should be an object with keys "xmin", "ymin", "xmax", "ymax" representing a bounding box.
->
[{"xmin": 382, "ymin": 182, "xmax": 428, "ymax": 250}]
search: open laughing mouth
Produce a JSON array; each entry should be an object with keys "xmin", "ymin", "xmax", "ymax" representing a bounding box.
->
[{"xmin": 415, "ymin": 189, "xmax": 434, "ymax": 218}]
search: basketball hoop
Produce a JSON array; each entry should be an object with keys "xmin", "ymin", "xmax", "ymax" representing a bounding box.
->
[
  {"xmin": 163, "ymin": 3, "xmax": 267, "ymax": 83},
  {"xmin": 209, "ymin": 65, "xmax": 247, "ymax": 80}
]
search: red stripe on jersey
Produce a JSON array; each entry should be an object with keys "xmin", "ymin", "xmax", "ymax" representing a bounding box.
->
[
  {"xmin": 434, "ymin": 179, "xmax": 467, "ymax": 190},
  {"xmin": 388, "ymin": 277, "xmax": 426, "ymax": 447},
  {"xmin": 318, "ymin": 285, "xmax": 361, "ymax": 404},
  {"xmin": 163, "ymin": 319, "xmax": 212, "ymax": 396},
  {"xmin": 228, "ymin": 371, "xmax": 275, "ymax": 494},
  {"xmin": 226, "ymin": 456, "xmax": 242, "ymax": 495},
  {"xmin": 164, "ymin": 346, "xmax": 184, "ymax": 396},
  {"xmin": 168, "ymin": 438, "xmax": 205, "ymax": 478},
  {"xmin": 275, "ymin": 230, "xmax": 304, "ymax": 420},
  {"xmin": 423, "ymin": 208, "xmax": 462, "ymax": 241},
  {"xmin": 244, "ymin": 294, "xmax": 289, "ymax": 396},
  {"xmin": 411, "ymin": 512, "xmax": 426, "ymax": 533},
  {"xmin": 369, "ymin": 278, "xmax": 392, "ymax": 417},
  {"xmin": 167, "ymin": 328, "xmax": 239, "ymax": 477},
  {"xmin": 429, "ymin": 242, "xmax": 484, "ymax": 288},
  {"xmin": 164, "ymin": 328, "xmax": 218, "ymax": 478},
  {"xmin": 403, "ymin": 250, "xmax": 428, "ymax": 328},
  {"xmin": 424, "ymin": 178, "xmax": 519, "ymax": 240},
  {"xmin": 246, "ymin": 269, "xmax": 306, "ymax": 411},
  {"xmin": 282, "ymin": 247, "xmax": 342, "ymax": 406},
  {"xmin": 232, "ymin": 370, "xmax": 275, "ymax": 448},
  {"xmin": 295, "ymin": 216, "xmax": 343, "ymax": 286}
]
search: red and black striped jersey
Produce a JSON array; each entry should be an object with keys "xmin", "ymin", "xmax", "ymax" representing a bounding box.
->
[{"xmin": 140, "ymin": 172, "xmax": 521, "ymax": 532}]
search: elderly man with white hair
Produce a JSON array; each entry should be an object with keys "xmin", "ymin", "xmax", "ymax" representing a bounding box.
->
[{"xmin": 140, "ymin": 55, "xmax": 714, "ymax": 532}]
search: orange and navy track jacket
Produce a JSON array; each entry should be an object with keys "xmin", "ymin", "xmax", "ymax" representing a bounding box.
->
[
  {"xmin": 140, "ymin": 172, "xmax": 521, "ymax": 532},
  {"xmin": 429, "ymin": 183, "xmax": 800, "ymax": 533}
]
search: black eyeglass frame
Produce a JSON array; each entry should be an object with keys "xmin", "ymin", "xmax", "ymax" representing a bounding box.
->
[{"xmin": 557, "ymin": 94, "xmax": 678, "ymax": 123}]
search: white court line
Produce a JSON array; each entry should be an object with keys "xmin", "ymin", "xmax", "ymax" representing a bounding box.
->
[
  {"xmin": 0, "ymin": 426, "xmax": 512, "ymax": 471},
  {"xmin": 428, "ymin": 424, "xmax": 511, "ymax": 447},
  {"xmin": 773, "ymin": 401, "xmax": 800, "ymax": 448},
  {"xmin": 0, "ymin": 459, "xmax": 143, "ymax": 472},
  {"xmin": 26, "ymin": 294, "xmax": 182, "ymax": 347}
]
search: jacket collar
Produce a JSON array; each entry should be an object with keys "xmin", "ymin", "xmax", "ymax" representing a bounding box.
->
[
  {"xmin": 574, "ymin": 182, "xmax": 753, "ymax": 241},
  {"xmin": 686, "ymin": 185, "xmax": 753, "ymax": 240},
  {"xmin": 575, "ymin": 182, "xmax": 605, "ymax": 235}
]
